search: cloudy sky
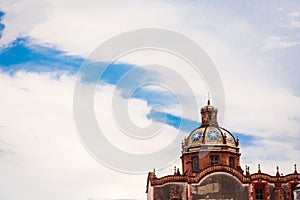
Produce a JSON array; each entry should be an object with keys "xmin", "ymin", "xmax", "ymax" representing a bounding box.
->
[{"xmin": 1, "ymin": 1, "xmax": 300, "ymax": 200}]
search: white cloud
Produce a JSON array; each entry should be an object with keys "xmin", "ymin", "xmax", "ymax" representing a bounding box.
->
[
  {"xmin": 242, "ymin": 138, "xmax": 300, "ymax": 175},
  {"xmin": 115, "ymin": 49, "xmax": 208, "ymax": 120},
  {"xmin": 0, "ymin": 0, "xmax": 52, "ymax": 45},
  {"xmin": 93, "ymin": 84, "xmax": 181, "ymax": 154},
  {"xmin": 128, "ymin": 98, "xmax": 152, "ymax": 128},
  {"xmin": 288, "ymin": 20, "xmax": 300, "ymax": 28},
  {"xmin": 0, "ymin": 71, "xmax": 153, "ymax": 200},
  {"xmin": 0, "ymin": 0, "xmax": 185, "ymax": 56},
  {"xmin": 284, "ymin": 10, "xmax": 300, "ymax": 28},
  {"xmin": 262, "ymin": 36, "xmax": 300, "ymax": 51}
]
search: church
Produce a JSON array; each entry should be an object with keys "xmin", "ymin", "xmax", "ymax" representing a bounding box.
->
[{"xmin": 146, "ymin": 100, "xmax": 300, "ymax": 200}]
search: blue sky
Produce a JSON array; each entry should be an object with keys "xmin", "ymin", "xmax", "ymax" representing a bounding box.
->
[
  {"xmin": 0, "ymin": 36, "xmax": 82, "ymax": 73},
  {"xmin": 0, "ymin": 32, "xmax": 254, "ymax": 145},
  {"xmin": 0, "ymin": 11, "xmax": 4, "ymax": 37},
  {"xmin": 0, "ymin": 1, "xmax": 300, "ymax": 200},
  {"xmin": 0, "ymin": 34, "xmax": 205, "ymax": 134}
]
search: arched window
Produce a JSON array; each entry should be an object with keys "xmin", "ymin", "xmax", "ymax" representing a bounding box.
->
[
  {"xmin": 210, "ymin": 155, "xmax": 219, "ymax": 166},
  {"xmin": 192, "ymin": 156, "xmax": 199, "ymax": 172},
  {"xmin": 229, "ymin": 157, "xmax": 234, "ymax": 168}
]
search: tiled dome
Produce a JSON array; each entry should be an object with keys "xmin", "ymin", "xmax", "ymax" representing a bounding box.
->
[{"xmin": 187, "ymin": 125, "xmax": 238, "ymax": 148}]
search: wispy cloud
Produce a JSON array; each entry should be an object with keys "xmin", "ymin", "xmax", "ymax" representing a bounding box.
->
[{"xmin": 262, "ymin": 36, "xmax": 300, "ymax": 51}]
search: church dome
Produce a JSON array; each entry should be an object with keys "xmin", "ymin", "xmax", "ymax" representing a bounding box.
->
[
  {"xmin": 187, "ymin": 125, "xmax": 238, "ymax": 148},
  {"xmin": 184, "ymin": 100, "xmax": 239, "ymax": 150}
]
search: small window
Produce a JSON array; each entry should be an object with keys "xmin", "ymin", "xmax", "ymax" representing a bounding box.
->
[
  {"xmin": 210, "ymin": 155, "xmax": 219, "ymax": 166},
  {"xmin": 229, "ymin": 157, "xmax": 234, "ymax": 168},
  {"xmin": 255, "ymin": 188, "xmax": 264, "ymax": 200},
  {"xmin": 192, "ymin": 156, "xmax": 199, "ymax": 172}
]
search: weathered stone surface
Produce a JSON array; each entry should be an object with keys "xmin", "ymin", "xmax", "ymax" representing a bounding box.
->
[
  {"xmin": 192, "ymin": 172, "xmax": 248, "ymax": 200},
  {"xmin": 155, "ymin": 183, "xmax": 186, "ymax": 200}
]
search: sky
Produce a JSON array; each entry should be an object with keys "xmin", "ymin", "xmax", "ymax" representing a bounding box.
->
[{"xmin": 0, "ymin": 0, "xmax": 300, "ymax": 199}]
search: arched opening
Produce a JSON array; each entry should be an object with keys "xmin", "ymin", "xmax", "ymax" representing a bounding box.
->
[
  {"xmin": 229, "ymin": 156, "xmax": 234, "ymax": 168},
  {"xmin": 192, "ymin": 156, "xmax": 199, "ymax": 172}
]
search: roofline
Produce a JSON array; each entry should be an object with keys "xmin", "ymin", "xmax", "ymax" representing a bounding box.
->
[{"xmin": 147, "ymin": 165, "xmax": 300, "ymax": 186}]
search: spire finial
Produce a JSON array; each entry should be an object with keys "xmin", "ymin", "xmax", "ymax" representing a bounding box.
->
[
  {"xmin": 245, "ymin": 165, "xmax": 250, "ymax": 176},
  {"xmin": 258, "ymin": 164, "xmax": 261, "ymax": 173},
  {"xmin": 295, "ymin": 164, "xmax": 297, "ymax": 173},
  {"xmin": 208, "ymin": 92, "xmax": 211, "ymax": 105},
  {"xmin": 276, "ymin": 166, "xmax": 280, "ymax": 176}
]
